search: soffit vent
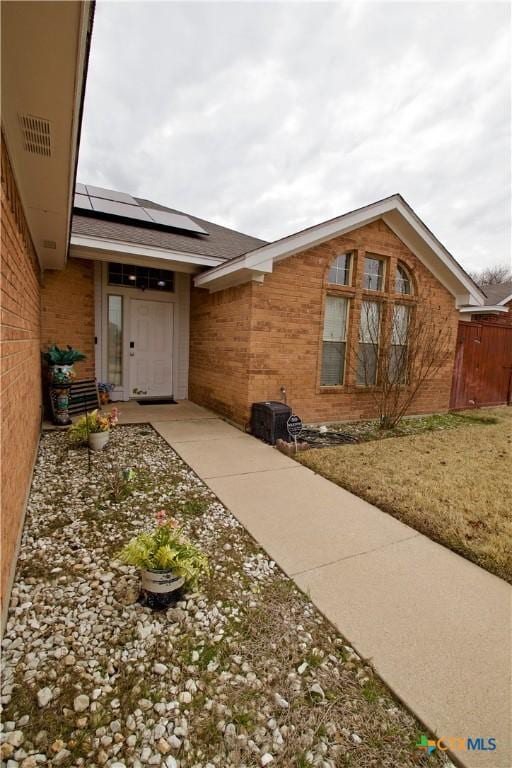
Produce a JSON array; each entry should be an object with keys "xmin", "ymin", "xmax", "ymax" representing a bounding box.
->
[{"xmin": 18, "ymin": 114, "xmax": 52, "ymax": 157}]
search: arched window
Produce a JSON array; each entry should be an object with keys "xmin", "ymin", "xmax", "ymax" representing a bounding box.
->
[
  {"xmin": 328, "ymin": 252, "xmax": 352, "ymax": 286},
  {"xmin": 395, "ymin": 264, "xmax": 412, "ymax": 294}
]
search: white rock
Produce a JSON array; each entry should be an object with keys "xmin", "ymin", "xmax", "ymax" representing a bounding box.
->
[
  {"xmin": 53, "ymin": 749, "xmax": 71, "ymax": 765},
  {"xmin": 351, "ymin": 733, "xmax": 362, "ymax": 744},
  {"xmin": 153, "ymin": 663, "xmax": 167, "ymax": 675},
  {"xmin": 6, "ymin": 731, "xmax": 24, "ymax": 747},
  {"xmin": 165, "ymin": 757, "xmax": 177, "ymax": 768},
  {"xmin": 261, "ymin": 754, "xmax": 274, "ymax": 766},
  {"xmin": 178, "ymin": 691, "xmax": 191, "ymax": 704},
  {"xmin": 309, "ymin": 683, "xmax": 325, "ymax": 698},
  {"xmin": 274, "ymin": 693, "xmax": 289, "ymax": 709},
  {"xmin": 73, "ymin": 694, "xmax": 90, "ymax": 712},
  {"xmin": 297, "ymin": 662, "xmax": 308, "ymax": 675},
  {"xmin": 37, "ymin": 687, "xmax": 52, "ymax": 708}
]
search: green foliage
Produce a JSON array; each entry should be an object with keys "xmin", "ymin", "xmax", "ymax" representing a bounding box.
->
[
  {"xmin": 118, "ymin": 521, "xmax": 209, "ymax": 587},
  {"xmin": 43, "ymin": 345, "xmax": 86, "ymax": 365},
  {"xmin": 68, "ymin": 410, "xmax": 110, "ymax": 443}
]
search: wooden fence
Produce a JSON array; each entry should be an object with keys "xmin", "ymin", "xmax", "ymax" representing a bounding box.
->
[{"xmin": 450, "ymin": 321, "xmax": 512, "ymax": 410}]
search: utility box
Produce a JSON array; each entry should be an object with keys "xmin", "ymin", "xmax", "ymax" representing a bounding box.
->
[{"xmin": 250, "ymin": 401, "xmax": 292, "ymax": 445}]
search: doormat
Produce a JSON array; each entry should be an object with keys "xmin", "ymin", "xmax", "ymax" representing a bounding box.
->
[{"xmin": 136, "ymin": 398, "xmax": 177, "ymax": 405}]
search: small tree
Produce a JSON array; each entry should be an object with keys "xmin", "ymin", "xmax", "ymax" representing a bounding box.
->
[{"xmin": 354, "ymin": 296, "xmax": 454, "ymax": 430}]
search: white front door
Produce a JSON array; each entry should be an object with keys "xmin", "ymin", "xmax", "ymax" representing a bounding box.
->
[{"xmin": 129, "ymin": 299, "xmax": 174, "ymax": 398}]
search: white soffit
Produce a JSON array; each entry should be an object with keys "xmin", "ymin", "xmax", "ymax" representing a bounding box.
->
[
  {"xmin": 69, "ymin": 233, "xmax": 224, "ymax": 274},
  {"xmin": 1, "ymin": 1, "xmax": 93, "ymax": 270},
  {"xmin": 458, "ymin": 305, "xmax": 508, "ymax": 314},
  {"xmin": 194, "ymin": 194, "xmax": 485, "ymax": 307}
]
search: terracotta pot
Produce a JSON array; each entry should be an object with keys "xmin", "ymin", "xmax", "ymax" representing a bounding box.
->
[
  {"xmin": 141, "ymin": 569, "xmax": 184, "ymax": 610},
  {"xmin": 88, "ymin": 431, "xmax": 109, "ymax": 451}
]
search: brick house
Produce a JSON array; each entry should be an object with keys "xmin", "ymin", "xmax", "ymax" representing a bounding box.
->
[
  {"xmin": 459, "ymin": 282, "xmax": 512, "ymax": 326},
  {"xmin": 1, "ymin": 1, "xmax": 94, "ymax": 626},
  {"xmin": 1, "ymin": 1, "xmax": 504, "ymax": 624},
  {"xmin": 63, "ymin": 190, "xmax": 488, "ymax": 427}
]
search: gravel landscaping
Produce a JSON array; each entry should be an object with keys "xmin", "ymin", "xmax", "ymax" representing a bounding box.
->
[
  {"xmin": 302, "ymin": 410, "xmax": 499, "ymax": 448},
  {"xmin": 1, "ymin": 425, "xmax": 446, "ymax": 768}
]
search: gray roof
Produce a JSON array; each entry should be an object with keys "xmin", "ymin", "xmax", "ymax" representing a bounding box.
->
[
  {"xmin": 72, "ymin": 193, "xmax": 267, "ymax": 261},
  {"xmin": 481, "ymin": 283, "xmax": 512, "ymax": 305}
]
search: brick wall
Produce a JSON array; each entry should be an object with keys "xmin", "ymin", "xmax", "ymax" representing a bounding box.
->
[
  {"xmin": 1, "ymin": 135, "xmax": 42, "ymax": 621},
  {"xmin": 189, "ymin": 282, "xmax": 253, "ymax": 424},
  {"xmin": 471, "ymin": 301, "xmax": 512, "ymax": 326},
  {"xmin": 41, "ymin": 257, "xmax": 95, "ymax": 377},
  {"xmin": 191, "ymin": 219, "xmax": 459, "ymax": 426},
  {"xmin": 248, "ymin": 220, "xmax": 459, "ymax": 422}
]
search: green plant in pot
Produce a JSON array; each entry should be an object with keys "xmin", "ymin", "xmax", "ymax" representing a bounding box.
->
[
  {"xmin": 68, "ymin": 408, "xmax": 119, "ymax": 451},
  {"xmin": 118, "ymin": 511, "xmax": 209, "ymax": 609},
  {"xmin": 43, "ymin": 345, "xmax": 86, "ymax": 384}
]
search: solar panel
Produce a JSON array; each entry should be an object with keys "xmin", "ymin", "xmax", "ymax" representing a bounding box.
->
[
  {"xmin": 75, "ymin": 182, "xmax": 210, "ymax": 235},
  {"xmin": 144, "ymin": 208, "xmax": 208, "ymax": 234},
  {"xmin": 90, "ymin": 198, "xmax": 153, "ymax": 221},
  {"xmin": 74, "ymin": 193, "xmax": 93, "ymax": 210},
  {"xmin": 86, "ymin": 185, "xmax": 137, "ymax": 205}
]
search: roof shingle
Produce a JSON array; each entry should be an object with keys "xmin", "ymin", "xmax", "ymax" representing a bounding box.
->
[
  {"xmin": 71, "ymin": 193, "xmax": 267, "ymax": 261},
  {"xmin": 481, "ymin": 283, "xmax": 512, "ymax": 305}
]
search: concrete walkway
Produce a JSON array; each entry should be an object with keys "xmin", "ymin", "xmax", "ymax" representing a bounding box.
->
[{"xmin": 122, "ymin": 403, "xmax": 510, "ymax": 767}]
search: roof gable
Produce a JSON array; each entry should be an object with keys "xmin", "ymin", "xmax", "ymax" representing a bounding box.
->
[{"xmin": 194, "ymin": 194, "xmax": 485, "ymax": 308}]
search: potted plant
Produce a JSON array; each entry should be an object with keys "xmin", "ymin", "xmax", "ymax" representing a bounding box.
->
[
  {"xmin": 118, "ymin": 511, "xmax": 209, "ymax": 609},
  {"xmin": 43, "ymin": 345, "xmax": 86, "ymax": 385},
  {"xmin": 68, "ymin": 407, "xmax": 119, "ymax": 450},
  {"xmin": 98, "ymin": 382, "xmax": 115, "ymax": 406}
]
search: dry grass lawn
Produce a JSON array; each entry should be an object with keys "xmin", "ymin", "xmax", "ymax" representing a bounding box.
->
[{"xmin": 299, "ymin": 407, "xmax": 512, "ymax": 582}]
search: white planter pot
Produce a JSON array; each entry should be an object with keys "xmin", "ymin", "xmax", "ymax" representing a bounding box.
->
[
  {"xmin": 88, "ymin": 431, "xmax": 109, "ymax": 451},
  {"xmin": 141, "ymin": 569, "xmax": 184, "ymax": 609}
]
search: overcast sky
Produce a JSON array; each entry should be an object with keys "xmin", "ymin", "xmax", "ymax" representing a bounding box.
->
[{"xmin": 78, "ymin": 1, "xmax": 511, "ymax": 273}]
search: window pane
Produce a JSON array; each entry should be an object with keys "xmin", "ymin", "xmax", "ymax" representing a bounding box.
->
[
  {"xmin": 359, "ymin": 301, "xmax": 381, "ymax": 343},
  {"xmin": 107, "ymin": 262, "xmax": 174, "ymax": 292},
  {"xmin": 364, "ymin": 257, "xmax": 384, "ymax": 290},
  {"xmin": 357, "ymin": 301, "xmax": 380, "ymax": 385},
  {"xmin": 107, "ymin": 295, "xmax": 123, "ymax": 386},
  {"xmin": 391, "ymin": 304, "xmax": 410, "ymax": 345},
  {"xmin": 321, "ymin": 297, "xmax": 348, "ymax": 385},
  {"xmin": 357, "ymin": 343, "xmax": 378, "ymax": 385},
  {"xmin": 328, "ymin": 253, "xmax": 351, "ymax": 285},
  {"xmin": 321, "ymin": 342, "xmax": 346, "ymax": 385},
  {"xmin": 323, "ymin": 296, "xmax": 348, "ymax": 342},
  {"xmin": 389, "ymin": 344, "xmax": 408, "ymax": 383},
  {"xmin": 395, "ymin": 265, "xmax": 411, "ymax": 294},
  {"xmin": 389, "ymin": 304, "xmax": 410, "ymax": 383}
]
